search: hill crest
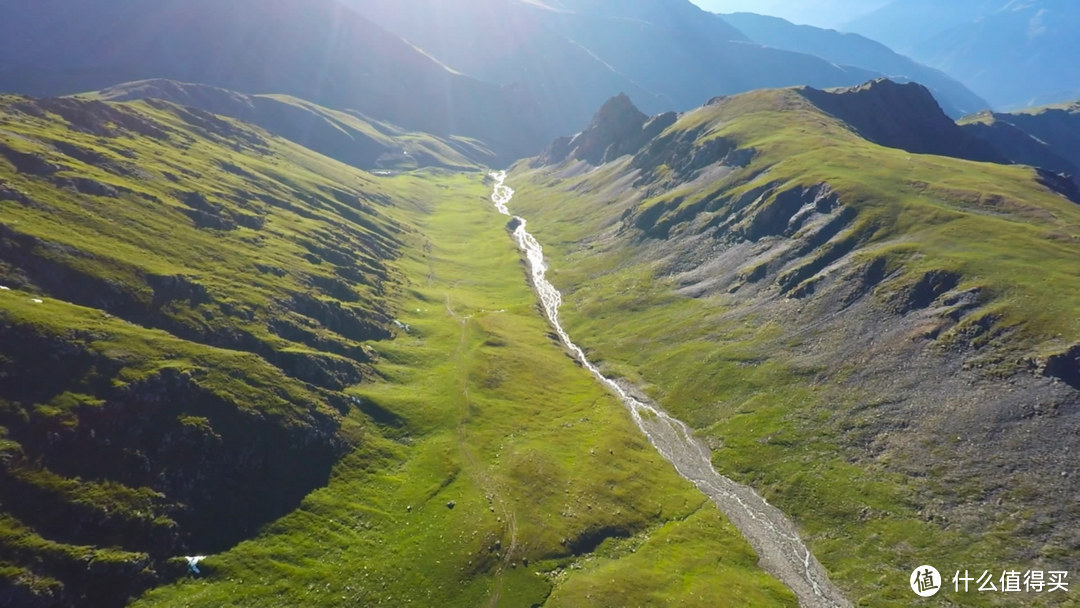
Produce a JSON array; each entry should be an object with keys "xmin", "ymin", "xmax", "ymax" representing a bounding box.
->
[{"xmin": 797, "ymin": 78, "xmax": 1002, "ymax": 161}]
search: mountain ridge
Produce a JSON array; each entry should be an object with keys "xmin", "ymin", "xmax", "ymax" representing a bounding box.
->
[
  {"xmin": 797, "ymin": 79, "xmax": 1002, "ymax": 162},
  {"xmin": 843, "ymin": 0, "xmax": 1080, "ymax": 109},
  {"xmin": 344, "ymin": 0, "xmax": 982, "ymax": 137},
  {"xmin": 89, "ymin": 79, "xmax": 495, "ymax": 170},
  {"xmin": 0, "ymin": 0, "xmax": 541, "ymax": 160},
  {"xmin": 720, "ymin": 11, "xmax": 989, "ymax": 116},
  {"xmin": 960, "ymin": 101, "xmax": 1080, "ymax": 183}
]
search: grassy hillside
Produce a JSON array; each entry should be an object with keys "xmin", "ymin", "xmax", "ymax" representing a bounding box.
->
[
  {"xmin": 131, "ymin": 171, "xmax": 795, "ymax": 607},
  {"xmin": 509, "ymin": 87, "xmax": 1080, "ymax": 605},
  {"xmin": 0, "ymin": 93, "xmax": 410, "ymax": 606},
  {"xmin": 0, "ymin": 94, "xmax": 796, "ymax": 606}
]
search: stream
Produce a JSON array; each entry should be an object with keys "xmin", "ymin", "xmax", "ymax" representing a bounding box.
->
[{"xmin": 490, "ymin": 171, "xmax": 850, "ymax": 608}]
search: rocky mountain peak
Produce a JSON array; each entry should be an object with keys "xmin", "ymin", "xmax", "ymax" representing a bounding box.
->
[
  {"xmin": 572, "ymin": 93, "xmax": 649, "ymax": 163},
  {"xmin": 593, "ymin": 93, "xmax": 648, "ymax": 128},
  {"xmin": 798, "ymin": 78, "xmax": 1003, "ymax": 162},
  {"xmin": 538, "ymin": 93, "xmax": 670, "ymax": 166}
]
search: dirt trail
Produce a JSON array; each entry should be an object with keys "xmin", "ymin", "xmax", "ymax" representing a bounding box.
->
[{"xmin": 489, "ymin": 171, "xmax": 851, "ymax": 608}]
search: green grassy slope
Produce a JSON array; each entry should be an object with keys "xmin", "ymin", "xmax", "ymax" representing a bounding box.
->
[
  {"xmin": 0, "ymin": 94, "xmax": 796, "ymax": 606},
  {"xmin": 133, "ymin": 170, "xmax": 795, "ymax": 607},
  {"xmin": 509, "ymin": 88, "xmax": 1080, "ymax": 606},
  {"xmin": 0, "ymin": 93, "xmax": 414, "ymax": 606}
]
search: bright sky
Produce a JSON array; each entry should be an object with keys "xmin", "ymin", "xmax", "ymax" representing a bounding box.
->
[{"xmin": 688, "ymin": 0, "xmax": 890, "ymax": 28}]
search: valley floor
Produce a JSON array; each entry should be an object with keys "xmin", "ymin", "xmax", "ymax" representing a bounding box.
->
[{"xmin": 133, "ymin": 170, "xmax": 796, "ymax": 607}]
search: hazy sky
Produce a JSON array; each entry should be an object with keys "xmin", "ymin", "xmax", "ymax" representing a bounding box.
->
[{"xmin": 688, "ymin": 0, "xmax": 890, "ymax": 28}]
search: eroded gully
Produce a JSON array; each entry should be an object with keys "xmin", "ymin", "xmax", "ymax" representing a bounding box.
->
[{"xmin": 489, "ymin": 171, "xmax": 850, "ymax": 608}]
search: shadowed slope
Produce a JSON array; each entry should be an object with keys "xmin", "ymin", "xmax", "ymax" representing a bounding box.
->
[
  {"xmin": 798, "ymin": 79, "xmax": 1001, "ymax": 161},
  {"xmin": 961, "ymin": 101, "xmax": 1080, "ymax": 184}
]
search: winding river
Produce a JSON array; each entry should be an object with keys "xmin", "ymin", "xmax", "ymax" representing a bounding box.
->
[{"xmin": 490, "ymin": 171, "xmax": 850, "ymax": 608}]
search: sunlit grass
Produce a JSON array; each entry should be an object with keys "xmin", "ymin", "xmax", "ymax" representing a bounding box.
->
[
  {"xmin": 505, "ymin": 87, "xmax": 1080, "ymax": 606},
  {"xmin": 134, "ymin": 171, "xmax": 794, "ymax": 607}
]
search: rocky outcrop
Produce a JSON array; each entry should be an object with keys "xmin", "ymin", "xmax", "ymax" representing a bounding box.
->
[
  {"xmin": 538, "ymin": 94, "xmax": 671, "ymax": 166},
  {"xmin": 1042, "ymin": 344, "xmax": 1080, "ymax": 389},
  {"xmin": 0, "ymin": 142, "xmax": 62, "ymax": 176},
  {"xmin": 1036, "ymin": 168, "xmax": 1080, "ymax": 204},
  {"xmin": 632, "ymin": 124, "xmax": 750, "ymax": 185},
  {"xmin": 798, "ymin": 79, "xmax": 1003, "ymax": 162}
]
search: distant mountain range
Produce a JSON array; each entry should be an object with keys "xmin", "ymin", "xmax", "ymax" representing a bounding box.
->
[
  {"xmin": 692, "ymin": 0, "xmax": 890, "ymax": 28},
  {"xmin": 843, "ymin": 0, "xmax": 1080, "ymax": 109},
  {"xmin": 0, "ymin": 0, "xmax": 1000, "ymax": 158},
  {"xmin": 2, "ymin": 0, "xmax": 1076, "ymax": 158},
  {"xmin": 0, "ymin": 0, "xmax": 542, "ymax": 160},
  {"xmin": 91, "ymin": 79, "xmax": 497, "ymax": 170},
  {"xmin": 720, "ymin": 12, "xmax": 987, "ymax": 116},
  {"xmin": 348, "ymin": 0, "xmax": 987, "ymax": 126},
  {"xmin": 347, "ymin": 0, "xmax": 868, "ymax": 129}
]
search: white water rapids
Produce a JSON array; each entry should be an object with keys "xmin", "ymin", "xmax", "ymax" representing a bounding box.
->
[{"xmin": 490, "ymin": 171, "xmax": 850, "ymax": 608}]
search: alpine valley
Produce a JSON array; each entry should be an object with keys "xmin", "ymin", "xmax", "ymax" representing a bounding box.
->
[{"xmin": 1, "ymin": 1, "xmax": 1078, "ymax": 607}]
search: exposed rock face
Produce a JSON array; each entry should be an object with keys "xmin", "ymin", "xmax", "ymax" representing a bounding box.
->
[
  {"xmin": 1035, "ymin": 168, "xmax": 1080, "ymax": 204},
  {"xmin": 0, "ymin": 143, "xmax": 62, "ymax": 175},
  {"xmin": 798, "ymin": 79, "xmax": 1003, "ymax": 162},
  {"xmin": 1042, "ymin": 344, "xmax": 1080, "ymax": 389},
  {"xmin": 538, "ymin": 94, "xmax": 672, "ymax": 166},
  {"xmin": 632, "ymin": 122, "xmax": 750, "ymax": 186},
  {"xmin": 571, "ymin": 94, "xmax": 648, "ymax": 165}
]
